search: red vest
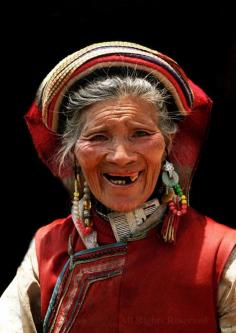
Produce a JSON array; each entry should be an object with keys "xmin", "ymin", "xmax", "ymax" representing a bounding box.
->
[{"xmin": 35, "ymin": 208, "xmax": 236, "ymax": 333}]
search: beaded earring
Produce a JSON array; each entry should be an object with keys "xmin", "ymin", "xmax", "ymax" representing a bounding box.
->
[
  {"xmin": 71, "ymin": 166, "xmax": 80, "ymax": 223},
  {"xmin": 161, "ymin": 161, "xmax": 188, "ymax": 243},
  {"xmin": 71, "ymin": 164, "xmax": 93, "ymax": 236},
  {"xmin": 81, "ymin": 181, "xmax": 93, "ymax": 235}
]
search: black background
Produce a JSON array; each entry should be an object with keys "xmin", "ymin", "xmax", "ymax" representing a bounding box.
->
[{"xmin": 1, "ymin": 2, "xmax": 235, "ymax": 294}]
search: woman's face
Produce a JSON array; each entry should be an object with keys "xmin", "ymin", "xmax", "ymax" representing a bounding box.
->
[{"xmin": 74, "ymin": 95, "xmax": 166, "ymax": 212}]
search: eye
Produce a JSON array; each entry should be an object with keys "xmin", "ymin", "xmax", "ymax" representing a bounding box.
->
[
  {"xmin": 133, "ymin": 130, "xmax": 151, "ymax": 137},
  {"xmin": 88, "ymin": 134, "xmax": 108, "ymax": 142}
]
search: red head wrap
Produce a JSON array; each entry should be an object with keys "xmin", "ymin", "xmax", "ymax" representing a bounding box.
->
[{"xmin": 25, "ymin": 41, "xmax": 212, "ymax": 197}]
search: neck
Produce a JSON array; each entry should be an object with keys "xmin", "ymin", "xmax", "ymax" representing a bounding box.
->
[{"xmin": 94, "ymin": 197, "xmax": 167, "ymax": 242}]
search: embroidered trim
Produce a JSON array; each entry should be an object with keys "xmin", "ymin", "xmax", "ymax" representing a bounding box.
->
[{"xmin": 43, "ymin": 242, "xmax": 127, "ymax": 332}]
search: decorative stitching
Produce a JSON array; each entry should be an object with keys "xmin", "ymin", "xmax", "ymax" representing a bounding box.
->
[{"xmin": 43, "ymin": 242, "xmax": 127, "ymax": 333}]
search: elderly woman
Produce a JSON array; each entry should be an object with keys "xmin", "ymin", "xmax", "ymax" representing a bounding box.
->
[{"xmin": 0, "ymin": 42, "xmax": 235, "ymax": 333}]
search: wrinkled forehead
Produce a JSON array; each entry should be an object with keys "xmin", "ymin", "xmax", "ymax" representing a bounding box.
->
[
  {"xmin": 57, "ymin": 68, "xmax": 169, "ymax": 134},
  {"xmin": 80, "ymin": 94, "xmax": 160, "ymax": 132}
]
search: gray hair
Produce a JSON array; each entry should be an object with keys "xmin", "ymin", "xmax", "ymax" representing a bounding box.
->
[{"xmin": 57, "ymin": 75, "xmax": 179, "ymax": 175}]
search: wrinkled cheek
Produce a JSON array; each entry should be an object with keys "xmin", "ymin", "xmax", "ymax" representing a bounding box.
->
[
  {"xmin": 75, "ymin": 145, "xmax": 98, "ymax": 169},
  {"xmin": 76, "ymin": 156, "xmax": 102, "ymax": 195},
  {"xmin": 86, "ymin": 174, "xmax": 102, "ymax": 196},
  {"xmin": 74, "ymin": 143, "xmax": 105, "ymax": 199},
  {"xmin": 147, "ymin": 163, "xmax": 162, "ymax": 191}
]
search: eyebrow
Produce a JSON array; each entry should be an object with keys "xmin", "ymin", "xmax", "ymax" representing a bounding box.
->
[
  {"xmin": 84, "ymin": 119, "xmax": 158, "ymax": 133},
  {"xmin": 82, "ymin": 125, "xmax": 108, "ymax": 134}
]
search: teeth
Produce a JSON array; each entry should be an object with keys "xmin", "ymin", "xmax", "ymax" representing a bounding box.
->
[
  {"xmin": 110, "ymin": 179, "xmax": 126, "ymax": 185},
  {"xmin": 130, "ymin": 175, "xmax": 139, "ymax": 182},
  {"xmin": 105, "ymin": 172, "xmax": 140, "ymax": 185}
]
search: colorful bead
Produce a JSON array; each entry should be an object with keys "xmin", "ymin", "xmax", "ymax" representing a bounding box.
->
[
  {"xmin": 84, "ymin": 227, "xmax": 93, "ymax": 235},
  {"xmin": 167, "ymin": 183, "xmax": 188, "ymax": 216},
  {"xmin": 161, "ymin": 161, "xmax": 188, "ymax": 244}
]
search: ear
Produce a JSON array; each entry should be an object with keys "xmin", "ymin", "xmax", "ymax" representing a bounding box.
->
[
  {"xmin": 72, "ymin": 152, "xmax": 81, "ymax": 175},
  {"xmin": 68, "ymin": 150, "xmax": 75, "ymax": 163},
  {"xmin": 164, "ymin": 133, "xmax": 175, "ymax": 155}
]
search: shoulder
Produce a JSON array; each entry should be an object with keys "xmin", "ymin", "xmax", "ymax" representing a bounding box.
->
[
  {"xmin": 35, "ymin": 215, "xmax": 74, "ymax": 250},
  {"xmin": 184, "ymin": 207, "xmax": 235, "ymax": 237},
  {"xmin": 185, "ymin": 207, "xmax": 236, "ymax": 281},
  {"xmin": 181, "ymin": 207, "xmax": 236, "ymax": 257},
  {"xmin": 205, "ymin": 215, "xmax": 235, "ymax": 234},
  {"xmin": 34, "ymin": 215, "xmax": 76, "ymax": 268}
]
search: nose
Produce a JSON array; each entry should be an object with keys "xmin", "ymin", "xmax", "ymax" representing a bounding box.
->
[{"xmin": 106, "ymin": 141, "xmax": 137, "ymax": 166}]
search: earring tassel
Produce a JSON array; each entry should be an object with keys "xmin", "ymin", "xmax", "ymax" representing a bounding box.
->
[
  {"xmin": 161, "ymin": 210, "xmax": 180, "ymax": 243},
  {"xmin": 161, "ymin": 193, "xmax": 187, "ymax": 243}
]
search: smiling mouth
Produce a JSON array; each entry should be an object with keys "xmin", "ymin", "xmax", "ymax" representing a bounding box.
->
[{"xmin": 103, "ymin": 172, "xmax": 142, "ymax": 185}]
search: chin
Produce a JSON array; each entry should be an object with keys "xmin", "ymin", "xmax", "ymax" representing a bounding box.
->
[{"xmin": 104, "ymin": 199, "xmax": 144, "ymax": 213}]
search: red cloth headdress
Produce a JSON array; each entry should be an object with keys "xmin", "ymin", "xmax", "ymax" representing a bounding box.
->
[{"xmin": 25, "ymin": 41, "xmax": 212, "ymax": 198}]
